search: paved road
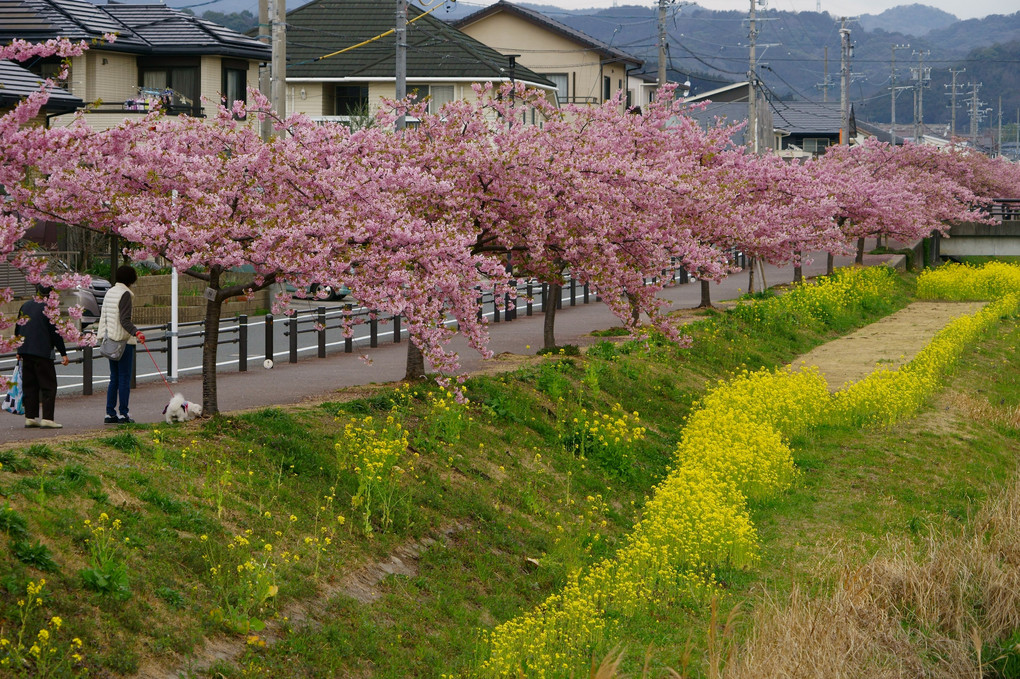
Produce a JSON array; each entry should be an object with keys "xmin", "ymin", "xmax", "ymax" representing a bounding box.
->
[{"xmin": 1, "ymin": 251, "xmax": 892, "ymax": 445}]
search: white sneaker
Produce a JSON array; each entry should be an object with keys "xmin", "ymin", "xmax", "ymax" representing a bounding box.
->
[
  {"xmin": 24, "ymin": 418, "xmax": 40, "ymax": 428},
  {"xmin": 39, "ymin": 419, "xmax": 63, "ymax": 429}
]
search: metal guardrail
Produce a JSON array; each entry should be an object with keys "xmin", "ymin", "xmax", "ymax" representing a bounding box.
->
[
  {"xmin": 1, "ymin": 266, "xmax": 696, "ymax": 395},
  {"xmin": 987, "ymin": 199, "xmax": 1020, "ymax": 222}
]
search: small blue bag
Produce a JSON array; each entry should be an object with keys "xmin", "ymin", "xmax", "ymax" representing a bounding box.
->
[{"xmin": 2, "ymin": 362, "xmax": 25, "ymax": 416}]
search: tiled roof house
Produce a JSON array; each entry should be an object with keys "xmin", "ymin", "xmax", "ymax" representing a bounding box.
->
[
  {"xmin": 0, "ymin": 58, "xmax": 83, "ymax": 120},
  {"xmin": 282, "ymin": 0, "xmax": 555, "ymax": 122},
  {"xmin": 0, "ymin": 0, "xmax": 270, "ymax": 128}
]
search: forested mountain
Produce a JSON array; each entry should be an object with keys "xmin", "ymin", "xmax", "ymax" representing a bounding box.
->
[{"xmin": 858, "ymin": 4, "xmax": 957, "ymax": 36}]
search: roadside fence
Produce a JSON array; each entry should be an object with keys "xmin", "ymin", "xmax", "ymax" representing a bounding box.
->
[{"xmin": 1, "ymin": 264, "xmax": 701, "ymax": 395}]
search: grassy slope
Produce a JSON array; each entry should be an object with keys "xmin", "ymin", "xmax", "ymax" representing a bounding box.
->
[{"xmin": 2, "ymin": 271, "xmax": 1016, "ymax": 677}]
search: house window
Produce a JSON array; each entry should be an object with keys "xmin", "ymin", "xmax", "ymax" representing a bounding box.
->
[
  {"xmin": 429, "ymin": 85, "xmax": 454, "ymax": 114},
  {"xmin": 222, "ymin": 59, "xmax": 248, "ymax": 107},
  {"xmin": 802, "ymin": 138, "xmax": 831, "ymax": 154},
  {"xmin": 603, "ymin": 76, "xmax": 611, "ymax": 102},
  {"xmin": 544, "ymin": 73, "xmax": 568, "ymax": 105},
  {"xmin": 407, "ymin": 85, "xmax": 429, "ymax": 111},
  {"xmin": 335, "ymin": 84, "xmax": 369, "ymax": 116},
  {"xmin": 139, "ymin": 58, "xmax": 200, "ymax": 116}
]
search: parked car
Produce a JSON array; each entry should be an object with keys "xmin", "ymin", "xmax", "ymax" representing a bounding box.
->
[
  {"xmin": 72, "ymin": 279, "xmax": 110, "ymax": 329},
  {"xmin": 307, "ymin": 283, "xmax": 349, "ymax": 302},
  {"xmin": 8, "ymin": 240, "xmax": 111, "ymax": 328}
]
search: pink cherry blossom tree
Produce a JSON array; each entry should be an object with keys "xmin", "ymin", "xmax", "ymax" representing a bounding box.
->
[
  {"xmin": 26, "ymin": 95, "xmax": 510, "ymax": 413},
  {"xmin": 0, "ymin": 37, "xmax": 113, "ymax": 388},
  {"xmin": 811, "ymin": 139, "xmax": 992, "ymax": 268}
]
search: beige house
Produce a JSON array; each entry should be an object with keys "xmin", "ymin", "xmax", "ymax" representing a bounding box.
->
[
  {"xmin": 0, "ymin": 0, "xmax": 270, "ymax": 130},
  {"xmin": 453, "ymin": 0, "xmax": 643, "ymax": 110}
]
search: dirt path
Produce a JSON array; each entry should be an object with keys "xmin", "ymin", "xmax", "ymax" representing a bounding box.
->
[{"xmin": 792, "ymin": 301, "xmax": 986, "ymax": 391}]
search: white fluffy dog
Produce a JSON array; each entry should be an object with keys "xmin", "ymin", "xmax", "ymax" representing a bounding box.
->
[{"xmin": 163, "ymin": 393, "xmax": 203, "ymax": 423}]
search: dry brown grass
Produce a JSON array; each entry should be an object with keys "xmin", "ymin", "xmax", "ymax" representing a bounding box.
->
[
  {"xmin": 948, "ymin": 391, "xmax": 1020, "ymax": 431},
  {"xmin": 722, "ymin": 473, "xmax": 1020, "ymax": 679}
]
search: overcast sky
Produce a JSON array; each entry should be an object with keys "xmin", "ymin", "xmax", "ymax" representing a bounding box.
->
[{"xmin": 456, "ymin": 0, "xmax": 1017, "ymax": 21}]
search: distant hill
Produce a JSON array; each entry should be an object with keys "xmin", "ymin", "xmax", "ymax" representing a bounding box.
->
[
  {"xmin": 858, "ymin": 4, "xmax": 957, "ymax": 37},
  {"xmin": 925, "ymin": 12, "xmax": 1020, "ymax": 52}
]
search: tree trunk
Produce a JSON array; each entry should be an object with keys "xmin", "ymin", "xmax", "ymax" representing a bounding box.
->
[
  {"xmin": 543, "ymin": 282, "xmax": 560, "ymax": 350},
  {"xmin": 201, "ymin": 267, "xmax": 223, "ymax": 415},
  {"xmin": 826, "ymin": 252, "xmax": 835, "ymax": 276},
  {"xmin": 626, "ymin": 291, "xmax": 640, "ymax": 326},
  {"xmin": 747, "ymin": 257, "xmax": 756, "ymax": 294},
  {"xmin": 793, "ymin": 250, "xmax": 803, "ymax": 284},
  {"xmin": 697, "ymin": 279, "xmax": 713, "ymax": 308},
  {"xmin": 404, "ymin": 341, "xmax": 425, "ymax": 381},
  {"xmin": 855, "ymin": 237, "xmax": 866, "ymax": 265}
]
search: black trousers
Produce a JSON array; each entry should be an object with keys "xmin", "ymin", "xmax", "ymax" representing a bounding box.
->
[{"xmin": 20, "ymin": 355, "xmax": 57, "ymax": 420}]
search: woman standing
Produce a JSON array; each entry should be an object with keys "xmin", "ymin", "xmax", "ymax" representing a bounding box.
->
[
  {"xmin": 15, "ymin": 285, "xmax": 70, "ymax": 428},
  {"xmin": 96, "ymin": 265, "xmax": 145, "ymax": 424}
]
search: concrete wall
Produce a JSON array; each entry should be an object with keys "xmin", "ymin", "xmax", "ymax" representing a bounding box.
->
[
  {"xmin": 130, "ymin": 274, "xmax": 271, "ymax": 326},
  {"xmin": 942, "ymin": 222, "xmax": 1020, "ymax": 258}
]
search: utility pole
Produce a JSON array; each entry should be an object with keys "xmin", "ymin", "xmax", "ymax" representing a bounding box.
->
[
  {"xmin": 258, "ymin": 0, "xmax": 271, "ymax": 139},
  {"xmin": 657, "ymin": 0, "xmax": 669, "ymax": 89},
  {"xmin": 816, "ymin": 46, "xmax": 833, "ymax": 102},
  {"xmin": 890, "ymin": 43, "xmax": 908, "ymax": 145},
  {"xmin": 946, "ymin": 67, "xmax": 964, "ymax": 140},
  {"xmin": 997, "ymin": 95, "xmax": 1002, "ymax": 157},
  {"xmin": 270, "ymin": 0, "xmax": 286, "ymax": 120},
  {"xmin": 966, "ymin": 82, "xmax": 983, "ymax": 145},
  {"xmin": 748, "ymin": 0, "xmax": 759, "ymax": 153},
  {"xmin": 911, "ymin": 50, "xmax": 929, "ymax": 142},
  {"xmin": 839, "ymin": 19, "xmax": 850, "ymax": 146},
  {"xmin": 395, "ymin": 0, "xmax": 407, "ymax": 131},
  {"xmin": 968, "ymin": 82, "xmax": 981, "ymax": 146}
]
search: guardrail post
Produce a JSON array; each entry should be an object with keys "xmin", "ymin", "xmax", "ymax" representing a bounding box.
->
[
  {"xmin": 540, "ymin": 283, "xmax": 547, "ymax": 311},
  {"xmin": 583, "ymin": 283, "xmax": 589, "ymax": 304},
  {"xmin": 289, "ymin": 315, "xmax": 298, "ymax": 363},
  {"xmin": 476, "ymin": 290, "xmax": 483, "ymax": 322},
  {"xmin": 83, "ymin": 345, "xmax": 93, "ymax": 396},
  {"xmin": 239, "ymin": 314, "xmax": 248, "ymax": 372},
  {"xmin": 570, "ymin": 277, "xmax": 576, "ymax": 306},
  {"xmin": 165, "ymin": 322, "xmax": 174, "ymax": 379},
  {"xmin": 317, "ymin": 307, "xmax": 326, "ymax": 358},
  {"xmin": 493, "ymin": 288, "xmax": 500, "ymax": 323},
  {"xmin": 265, "ymin": 314, "xmax": 274, "ymax": 365},
  {"xmin": 370, "ymin": 312, "xmax": 378, "ymax": 348},
  {"xmin": 526, "ymin": 281, "xmax": 533, "ymax": 316},
  {"xmin": 393, "ymin": 315, "xmax": 401, "ymax": 343},
  {"xmin": 344, "ymin": 305, "xmax": 353, "ymax": 353}
]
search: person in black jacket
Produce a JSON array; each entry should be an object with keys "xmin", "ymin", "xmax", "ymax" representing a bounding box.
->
[{"xmin": 15, "ymin": 286, "xmax": 70, "ymax": 429}]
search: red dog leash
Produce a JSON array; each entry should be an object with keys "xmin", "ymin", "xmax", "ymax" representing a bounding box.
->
[{"xmin": 138, "ymin": 337, "xmax": 176, "ymax": 398}]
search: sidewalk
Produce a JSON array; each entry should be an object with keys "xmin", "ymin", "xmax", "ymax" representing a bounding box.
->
[{"xmin": 1, "ymin": 251, "xmax": 896, "ymax": 445}]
